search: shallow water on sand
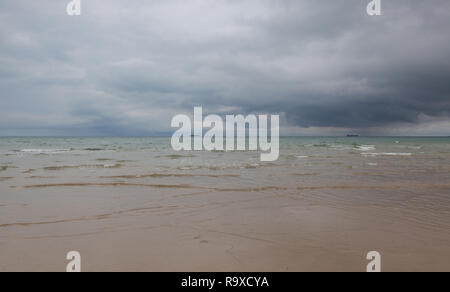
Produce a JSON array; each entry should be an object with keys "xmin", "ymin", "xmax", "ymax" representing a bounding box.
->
[{"xmin": 0, "ymin": 137, "xmax": 449, "ymax": 271}]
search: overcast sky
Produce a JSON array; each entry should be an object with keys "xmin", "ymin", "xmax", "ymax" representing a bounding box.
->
[{"xmin": 0, "ymin": 0, "xmax": 449, "ymax": 136}]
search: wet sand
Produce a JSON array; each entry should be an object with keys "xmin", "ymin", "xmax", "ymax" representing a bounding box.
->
[{"xmin": 1, "ymin": 183, "xmax": 450, "ymax": 271}]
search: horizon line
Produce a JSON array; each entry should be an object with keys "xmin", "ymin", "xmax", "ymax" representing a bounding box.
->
[{"xmin": 0, "ymin": 135, "xmax": 449, "ymax": 138}]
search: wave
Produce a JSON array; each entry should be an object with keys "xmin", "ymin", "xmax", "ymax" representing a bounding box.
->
[
  {"xmin": 352, "ymin": 172, "xmax": 386, "ymax": 176},
  {"xmin": 21, "ymin": 182, "xmax": 287, "ymax": 193},
  {"xmin": 296, "ymin": 156, "xmax": 309, "ymax": 159},
  {"xmin": 361, "ymin": 152, "xmax": 412, "ymax": 157},
  {"xmin": 175, "ymin": 162, "xmax": 277, "ymax": 171},
  {"xmin": 212, "ymin": 186, "xmax": 288, "ymax": 192},
  {"xmin": 176, "ymin": 166, "xmax": 203, "ymax": 171},
  {"xmin": 103, "ymin": 164, "xmax": 122, "ymax": 168},
  {"xmin": 83, "ymin": 148, "xmax": 105, "ymax": 151},
  {"xmin": 243, "ymin": 163, "xmax": 260, "ymax": 169},
  {"xmin": 355, "ymin": 145, "xmax": 376, "ymax": 151},
  {"xmin": 296, "ymin": 183, "xmax": 450, "ymax": 191},
  {"xmin": 283, "ymin": 154, "xmax": 308, "ymax": 159},
  {"xmin": 0, "ymin": 177, "xmax": 13, "ymax": 181},
  {"xmin": 0, "ymin": 165, "xmax": 18, "ymax": 171},
  {"xmin": 159, "ymin": 154, "xmax": 197, "ymax": 159},
  {"xmin": 19, "ymin": 149, "xmax": 72, "ymax": 154},
  {"xmin": 23, "ymin": 182, "xmax": 197, "ymax": 189},
  {"xmin": 293, "ymin": 173, "xmax": 320, "ymax": 176},
  {"xmin": 0, "ymin": 205, "xmax": 178, "ymax": 229},
  {"xmin": 330, "ymin": 144, "xmax": 352, "ymax": 151},
  {"xmin": 43, "ymin": 164, "xmax": 122, "ymax": 171},
  {"xmin": 100, "ymin": 173, "xmax": 240, "ymax": 179}
]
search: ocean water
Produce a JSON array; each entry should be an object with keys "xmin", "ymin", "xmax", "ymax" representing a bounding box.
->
[
  {"xmin": 1, "ymin": 136, "xmax": 449, "ymax": 190},
  {"xmin": 1, "ymin": 136, "xmax": 450, "ymax": 271}
]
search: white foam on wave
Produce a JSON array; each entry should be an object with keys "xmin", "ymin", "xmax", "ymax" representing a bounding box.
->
[
  {"xmin": 330, "ymin": 145, "xmax": 352, "ymax": 151},
  {"xmin": 103, "ymin": 164, "xmax": 119, "ymax": 168},
  {"xmin": 356, "ymin": 145, "xmax": 376, "ymax": 151},
  {"xmin": 20, "ymin": 149, "xmax": 72, "ymax": 154},
  {"xmin": 362, "ymin": 152, "xmax": 412, "ymax": 157}
]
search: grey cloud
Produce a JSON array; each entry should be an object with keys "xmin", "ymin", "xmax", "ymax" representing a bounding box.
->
[{"xmin": 0, "ymin": 0, "xmax": 450, "ymax": 136}]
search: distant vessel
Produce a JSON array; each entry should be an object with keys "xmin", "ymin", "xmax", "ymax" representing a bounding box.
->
[{"xmin": 347, "ymin": 134, "xmax": 360, "ymax": 137}]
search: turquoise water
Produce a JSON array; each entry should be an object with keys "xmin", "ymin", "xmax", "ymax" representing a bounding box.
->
[
  {"xmin": 1, "ymin": 136, "xmax": 449, "ymax": 203},
  {"xmin": 1, "ymin": 136, "xmax": 449, "ymax": 153}
]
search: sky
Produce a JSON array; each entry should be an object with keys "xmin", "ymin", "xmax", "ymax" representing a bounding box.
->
[{"xmin": 0, "ymin": 0, "xmax": 449, "ymax": 136}]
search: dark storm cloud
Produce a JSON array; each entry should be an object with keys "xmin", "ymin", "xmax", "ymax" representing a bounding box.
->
[{"xmin": 0, "ymin": 0, "xmax": 449, "ymax": 135}]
